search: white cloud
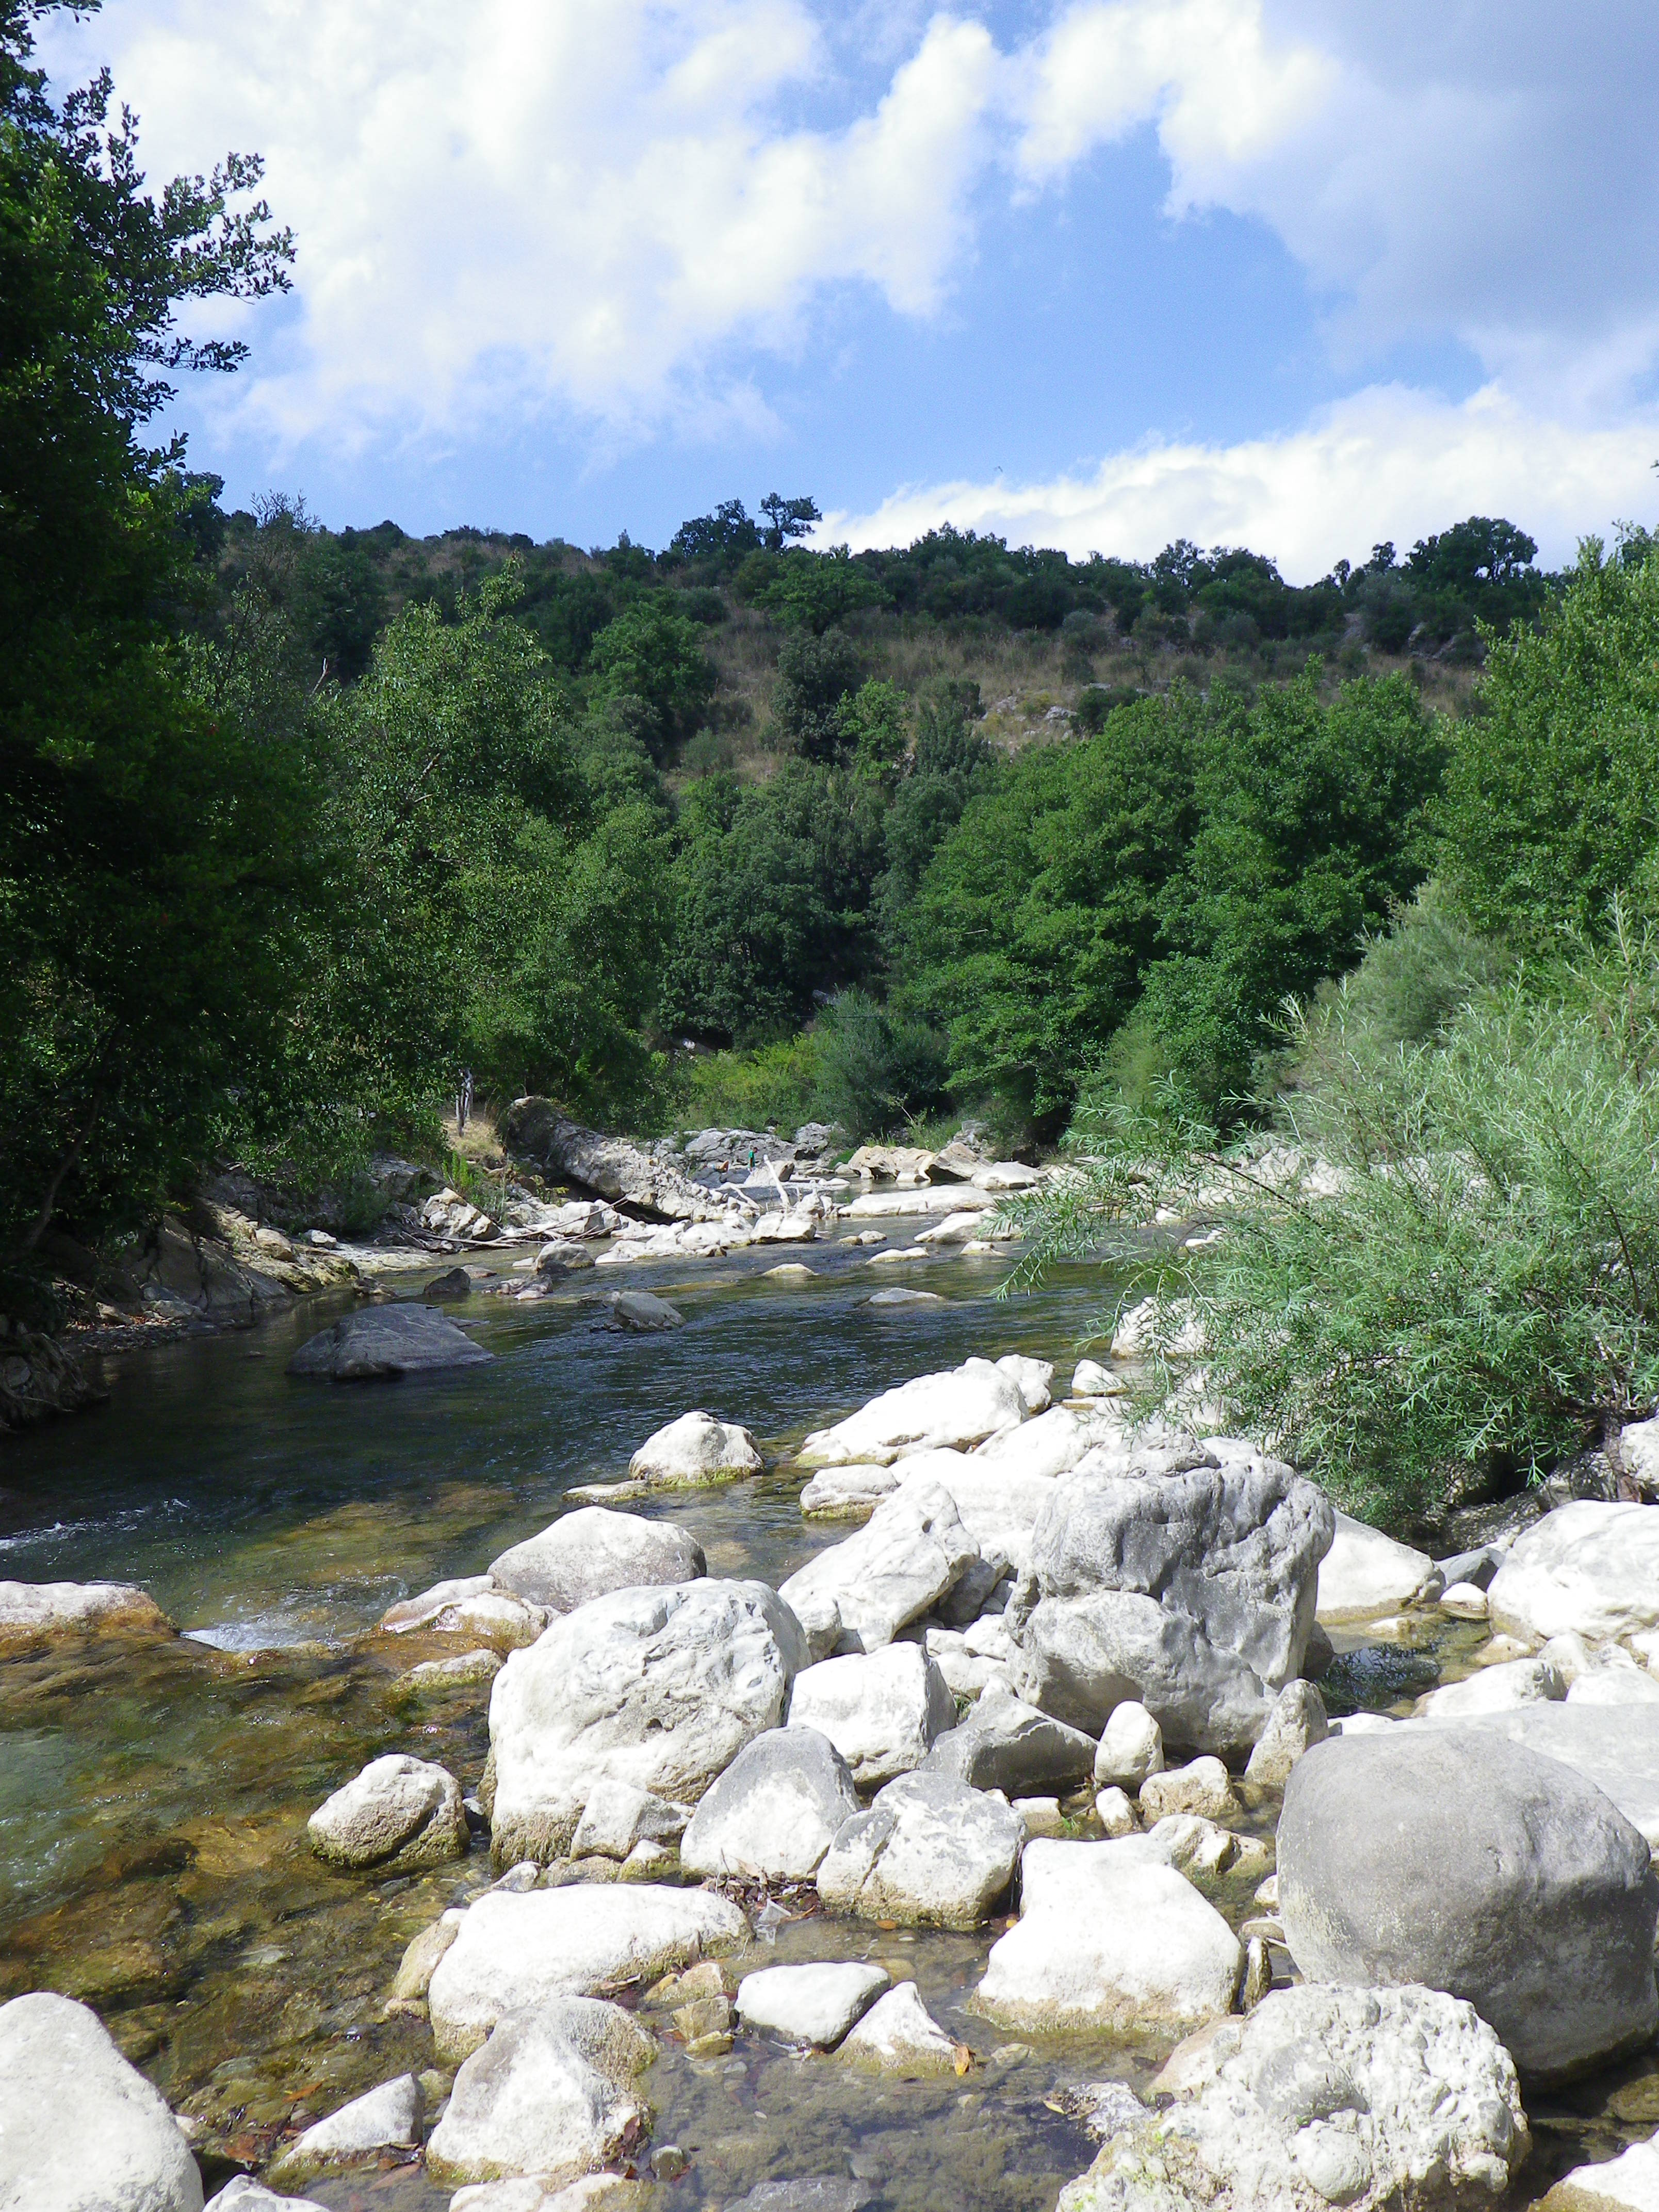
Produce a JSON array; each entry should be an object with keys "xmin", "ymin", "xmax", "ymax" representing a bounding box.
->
[{"xmin": 824, "ymin": 384, "xmax": 1659, "ymax": 577}]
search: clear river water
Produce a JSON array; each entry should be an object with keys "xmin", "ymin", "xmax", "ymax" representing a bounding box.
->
[{"xmin": 0, "ymin": 1240, "xmax": 1652, "ymax": 2208}]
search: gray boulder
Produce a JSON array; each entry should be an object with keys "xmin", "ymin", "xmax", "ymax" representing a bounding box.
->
[
  {"xmin": 777, "ymin": 1482, "xmax": 978, "ymax": 1656},
  {"xmin": 603, "ymin": 1290, "xmax": 685, "ymax": 1331},
  {"xmin": 489, "ymin": 1506, "xmax": 706, "ymax": 1612},
  {"xmin": 923, "ymin": 1691, "xmax": 1095, "ymax": 1796},
  {"xmin": 425, "ymin": 1996, "xmax": 654, "ymax": 2188},
  {"xmin": 816, "ymin": 1770, "xmax": 1023, "ymax": 1926},
  {"xmin": 1056, "ymin": 1982, "xmax": 1528, "ymax": 2212},
  {"xmin": 487, "ymin": 1579, "xmax": 809, "ymax": 1863},
  {"xmin": 1278, "ymin": 1729, "xmax": 1659, "ymax": 2081},
  {"xmin": 307, "ymin": 1753, "xmax": 468, "ymax": 1872},
  {"xmin": 1406, "ymin": 1702, "xmax": 1659, "ymax": 1849},
  {"xmin": 1005, "ymin": 1445, "xmax": 1333, "ymax": 1752},
  {"xmin": 680, "ymin": 1727, "xmax": 859, "ymax": 1882},
  {"xmin": 287, "ymin": 1303, "xmax": 491, "ymax": 1380},
  {"xmin": 1243, "ymin": 1680, "xmax": 1328, "ymax": 1788},
  {"xmin": 0, "ymin": 1990, "xmax": 204, "ymax": 2211}
]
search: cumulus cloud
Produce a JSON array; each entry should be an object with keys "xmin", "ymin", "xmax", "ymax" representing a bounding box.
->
[{"xmin": 824, "ymin": 384, "xmax": 1659, "ymax": 577}]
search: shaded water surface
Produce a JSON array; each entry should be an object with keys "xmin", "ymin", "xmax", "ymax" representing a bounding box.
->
[{"xmin": 0, "ymin": 1246, "xmax": 1653, "ymax": 2207}]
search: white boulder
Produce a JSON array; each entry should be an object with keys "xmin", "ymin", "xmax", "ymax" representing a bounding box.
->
[
  {"xmin": 816, "ymin": 1771, "xmax": 1024, "ymax": 1927},
  {"xmin": 1489, "ymin": 1501, "xmax": 1659, "ymax": 1647},
  {"xmin": 1093, "ymin": 1701, "xmax": 1164, "ymax": 1790},
  {"xmin": 488, "ymin": 1579, "xmax": 808, "ymax": 1863},
  {"xmin": 777, "ymin": 1484, "xmax": 977, "ymax": 1656},
  {"xmin": 627, "ymin": 1410, "xmax": 762, "ymax": 1487},
  {"xmin": 0, "ymin": 1580, "xmax": 174, "ymax": 1649},
  {"xmin": 0, "ymin": 1991, "xmax": 204, "ymax": 2211},
  {"xmin": 268, "ymin": 2075, "xmax": 422, "ymax": 2182},
  {"xmin": 735, "ymin": 1962, "xmax": 889, "ymax": 2048},
  {"xmin": 425, "ymin": 1998, "xmax": 654, "ymax": 2188},
  {"xmin": 427, "ymin": 1883, "xmax": 747, "ymax": 2060},
  {"xmin": 796, "ymin": 1358, "xmax": 1028, "ymax": 1467},
  {"xmin": 787, "ymin": 1644, "xmax": 958, "ymax": 1787},
  {"xmin": 838, "ymin": 1981, "xmax": 959, "ymax": 2075},
  {"xmin": 307, "ymin": 1754, "xmax": 468, "ymax": 1872},
  {"xmin": 995, "ymin": 1355, "xmax": 1054, "ymax": 1412},
  {"xmin": 977, "ymin": 1843, "xmax": 1242, "ymax": 2033},
  {"xmin": 679, "ymin": 1728, "xmax": 859, "ymax": 1881},
  {"xmin": 490, "ymin": 1507, "xmax": 706, "ymax": 1612},
  {"xmin": 1316, "ymin": 1513, "xmax": 1438, "ymax": 1623}
]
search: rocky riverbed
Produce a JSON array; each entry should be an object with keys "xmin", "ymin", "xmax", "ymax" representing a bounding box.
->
[{"xmin": 6, "ymin": 1225, "xmax": 1659, "ymax": 2212}]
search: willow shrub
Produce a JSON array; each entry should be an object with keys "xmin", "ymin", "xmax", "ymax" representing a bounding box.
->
[{"xmin": 1006, "ymin": 924, "xmax": 1659, "ymax": 1525}]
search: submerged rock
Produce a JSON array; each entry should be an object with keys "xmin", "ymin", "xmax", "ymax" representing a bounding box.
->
[
  {"xmin": 1058, "ymin": 1982, "xmax": 1528, "ymax": 2212},
  {"xmin": 977, "ymin": 1842, "xmax": 1241, "ymax": 2034},
  {"xmin": 838, "ymin": 1980, "xmax": 960, "ymax": 2075},
  {"xmin": 816, "ymin": 1770, "xmax": 1023, "ymax": 1927},
  {"xmin": 680, "ymin": 1727, "xmax": 859, "ymax": 1882},
  {"xmin": 427, "ymin": 1883, "xmax": 748, "ymax": 2060},
  {"xmin": 308, "ymin": 1753, "xmax": 469, "ymax": 1873},
  {"xmin": 379, "ymin": 1575, "xmax": 548, "ymax": 1650},
  {"xmin": 627, "ymin": 1409, "xmax": 763, "ymax": 1487},
  {"xmin": 287, "ymin": 1303, "xmax": 491, "ymax": 1380},
  {"xmin": 735, "ymin": 1962, "xmax": 889, "ymax": 2048},
  {"xmin": 487, "ymin": 1580, "xmax": 808, "ymax": 1864},
  {"xmin": 268, "ymin": 2073, "xmax": 423, "ymax": 2183},
  {"xmin": 0, "ymin": 1990, "xmax": 205, "ymax": 2211},
  {"xmin": 786, "ymin": 1644, "xmax": 957, "ymax": 1787},
  {"xmin": 489, "ymin": 1506, "xmax": 705, "ymax": 1613},
  {"xmin": 1278, "ymin": 1728, "xmax": 1659, "ymax": 2082},
  {"xmin": 425, "ymin": 1996, "xmax": 655, "ymax": 2188},
  {"xmin": 1006, "ymin": 1444, "xmax": 1332, "ymax": 1753}
]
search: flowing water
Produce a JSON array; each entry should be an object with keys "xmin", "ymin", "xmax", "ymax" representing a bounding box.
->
[{"xmin": 0, "ymin": 1241, "xmax": 1652, "ymax": 2207}]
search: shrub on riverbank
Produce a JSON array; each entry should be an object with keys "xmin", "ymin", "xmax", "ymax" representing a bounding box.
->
[{"xmin": 1009, "ymin": 922, "xmax": 1659, "ymax": 1527}]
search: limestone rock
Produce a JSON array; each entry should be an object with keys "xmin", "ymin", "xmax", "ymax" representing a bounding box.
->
[
  {"xmin": 0, "ymin": 1580, "xmax": 174, "ymax": 1650},
  {"xmin": 1489, "ymin": 1501, "xmax": 1659, "ymax": 1647},
  {"xmin": 389, "ymin": 1911, "xmax": 462, "ymax": 2003},
  {"xmin": 489, "ymin": 1506, "xmax": 706, "ymax": 1612},
  {"xmin": 269, "ymin": 2074, "xmax": 422, "ymax": 2182},
  {"xmin": 1315, "ymin": 1511, "xmax": 1439, "ymax": 1623},
  {"xmin": 1278, "ymin": 1728, "xmax": 1659, "ymax": 2082},
  {"xmin": 736, "ymin": 1962, "xmax": 889, "ymax": 2047},
  {"xmin": 1006, "ymin": 1446, "xmax": 1332, "ymax": 1753},
  {"xmin": 977, "ymin": 1842, "xmax": 1242, "ymax": 2034},
  {"xmin": 427, "ymin": 1883, "xmax": 748, "ymax": 2060},
  {"xmin": 603, "ymin": 1291, "xmax": 685, "ymax": 1331},
  {"xmin": 1140, "ymin": 1757, "xmax": 1241, "ymax": 1824},
  {"xmin": 501, "ymin": 1099, "xmax": 730, "ymax": 1223},
  {"xmin": 287, "ymin": 1303, "xmax": 491, "ymax": 1379},
  {"xmin": 796, "ymin": 1358, "xmax": 1028, "ymax": 1467},
  {"xmin": 799, "ymin": 1465, "xmax": 899, "ymax": 1521},
  {"xmin": 379, "ymin": 1576, "xmax": 548, "ymax": 1651},
  {"xmin": 1070, "ymin": 1359, "xmax": 1122, "ymax": 1400},
  {"xmin": 680, "ymin": 1727, "xmax": 859, "ymax": 1882},
  {"xmin": 628, "ymin": 1409, "xmax": 763, "ymax": 1488},
  {"xmin": 1537, "ymin": 2139, "xmax": 1659, "ymax": 2210},
  {"xmin": 922, "ymin": 1693, "xmax": 1095, "ymax": 1796},
  {"xmin": 787, "ymin": 1644, "xmax": 957, "ymax": 1787},
  {"xmin": 1243, "ymin": 1680, "xmax": 1329, "ymax": 1789},
  {"xmin": 996, "ymin": 1355, "xmax": 1055, "ymax": 1413},
  {"xmin": 838, "ymin": 1979, "xmax": 959, "ymax": 2074},
  {"xmin": 0, "ymin": 1990, "xmax": 205, "ymax": 2211},
  {"xmin": 569, "ymin": 1780, "xmax": 689, "ymax": 1861},
  {"xmin": 425, "ymin": 1997, "xmax": 654, "ymax": 2187},
  {"xmin": 308, "ymin": 1754, "xmax": 468, "ymax": 1872},
  {"xmin": 1056, "ymin": 1982, "xmax": 1528, "ymax": 2212},
  {"xmin": 1414, "ymin": 1653, "xmax": 1565, "ymax": 1716},
  {"xmin": 816, "ymin": 1770, "xmax": 1023, "ymax": 1927},
  {"xmin": 1093, "ymin": 1701, "xmax": 1164, "ymax": 1791},
  {"xmin": 488, "ymin": 1579, "xmax": 808, "ymax": 1864},
  {"xmin": 206, "ymin": 2184, "xmax": 326, "ymax": 2212},
  {"xmin": 778, "ymin": 1484, "xmax": 978, "ymax": 1655}
]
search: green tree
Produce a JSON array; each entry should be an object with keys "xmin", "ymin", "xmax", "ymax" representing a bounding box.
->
[
  {"xmin": 587, "ymin": 597, "xmax": 715, "ymax": 760},
  {"xmin": 771, "ymin": 627, "xmax": 864, "ymax": 759},
  {"xmin": 2, "ymin": 0, "xmax": 303, "ymax": 1271},
  {"xmin": 1440, "ymin": 540, "xmax": 1659, "ymax": 951}
]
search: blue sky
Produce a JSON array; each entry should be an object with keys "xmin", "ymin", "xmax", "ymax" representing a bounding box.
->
[{"xmin": 41, "ymin": 0, "xmax": 1659, "ymax": 576}]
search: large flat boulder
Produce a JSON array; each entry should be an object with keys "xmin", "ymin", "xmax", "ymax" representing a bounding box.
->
[
  {"xmin": 1056, "ymin": 1983, "xmax": 1528, "ymax": 2212},
  {"xmin": 816, "ymin": 1771, "xmax": 1023, "ymax": 1927},
  {"xmin": 501, "ymin": 1099, "xmax": 733, "ymax": 1223},
  {"xmin": 1489, "ymin": 1501, "xmax": 1659, "ymax": 1646},
  {"xmin": 786, "ymin": 1645, "xmax": 957, "ymax": 1787},
  {"xmin": 977, "ymin": 1842, "xmax": 1241, "ymax": 2034},
  {"xmin": 796, "ymin": 1358, "xmax": 1028, "ymax": 1467},
  {"xmin": 0, "ymin": 1990, "xmax": 205, "ymax": 2211},
  {"xmin": 777, "ymin": 1484, "xmax": 977, "ymax": 1657},
  {"xmin": 489, "ymin": 1507, "xmax": 705, "ymax": 1612},
  {"xmin": 488, "ymin": 1579, "xmax": 808, "ymax": 1863},
  {"xmin": 425, "ymin": 1997, "xmax": 654, "ymax": 2188},
  {"xmin": 1278, "ymin": 1728, "xmax": 1659, "ymax": 2082},
  {"xmin": 1316, "ymin": 1512, "xmax": 1438, "ymax": 1623},
  {"xmin": 1005, "ymin": 1444, "xmax": 1333, "ymax": 1753},
  {"xmin": 679, "ymin": 1727, "xmax": 859, "ymax": 1881},
  {"xmin": 287, "ymin": 1304, "xmax": 491, "ymax": 1380},
  {"xmin": 427, "ymin": 1884, "xmax": 747, "ymax": 2059}
]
